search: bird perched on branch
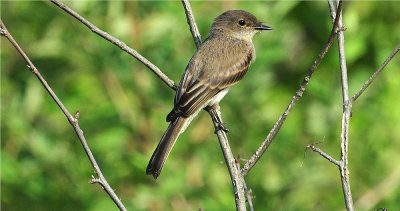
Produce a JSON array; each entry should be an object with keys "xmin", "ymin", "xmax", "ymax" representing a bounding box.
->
[{"xmin": 146, "ymin": 10, "xmax": 272, "ymax": 179}]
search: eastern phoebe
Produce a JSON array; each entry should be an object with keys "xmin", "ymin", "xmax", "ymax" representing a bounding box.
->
[{"xmin": 147, "ymin": 10, "xmax": 272, "ymax": 179}]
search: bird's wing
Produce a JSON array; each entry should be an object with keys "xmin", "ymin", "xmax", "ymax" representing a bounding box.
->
[{"xmin": 167, "ymin": 39, "xmax": 254, "ymax": 121}]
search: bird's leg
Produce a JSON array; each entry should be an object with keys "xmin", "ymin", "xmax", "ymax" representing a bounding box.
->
[{"xmin": 205, "ymin": 104, "xmax": 229, "ymax": 133}]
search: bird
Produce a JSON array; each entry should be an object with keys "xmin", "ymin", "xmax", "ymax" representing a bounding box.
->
[{"xmin": 146, "ymin": 10, "xmax": 272, "ymax": 179}]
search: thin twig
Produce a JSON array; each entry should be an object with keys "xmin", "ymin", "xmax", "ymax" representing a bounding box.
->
[
  {"xmin": 306, "ymin": 144, "xmax": 340, "ymax": 166},
  {"xmin": 207, "ymin": 106, "xmax": 246, "ymax": 211},
  {"xmin": 333, "ymin": 0, "xmax": 355, "ymax": 209},
  {"xmin": 328, "ymin": 0, "xmax": 337, "ymax": 20},
  {"xmin": 243, "ymin": 181, "xmax": 254, "ymax": 211},
  {"xmin": 50, "ymin": 0, "xmax": 176, "ymax": 90},
  {"xmin": 0, "ymin": 19, "xmax": 127, "ymax": 211},
  {"xmin": 351, "ymin": 44, "xmax": 400, "ymax": 102},
  {"xmin": 237, "ymin": 162, "xmax": 254, "ymax": 211},
  {"xmin": 241, "ymin": 0, "xmax": 344, "ymax": 176},
  {"xmin": 181, "ymin": 0, "xmax": 202, "ymax": 49}
]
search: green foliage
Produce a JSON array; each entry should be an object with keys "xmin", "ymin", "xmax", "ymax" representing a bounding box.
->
[{"xmin": 1, "ymin": 1, "xmax": 399, "ymax": 210}]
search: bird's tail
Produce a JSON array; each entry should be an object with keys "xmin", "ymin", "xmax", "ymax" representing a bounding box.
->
[{"xmin": 146, "ymin": 117, "xmax": 188, "ymax": 179}]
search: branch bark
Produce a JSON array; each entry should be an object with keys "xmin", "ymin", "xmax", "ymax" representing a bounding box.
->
[
  {"xmin": 306, "ymin": 144, "xmax": 340, "ymax": 166},
  {"xmin": 0, "ymin": 19, "xmax": 127, "ymax": 211},
  {"xmin": 351, "ymin": 44, "xmax": 400, "ymax": 102},
  {"xmin": 181, "ymin": 0, "xmax": 202, "ymax": 49},
  {"xmin": 308, "ymin": 43, "xmax": 400, "ymax": 211},
  {"xmin": 207, "ymin": 107, "xmax": 246, "ymax": 211},
  {"xmin": 332, "ymin": 0, "xmax": 355, "ymax": 209}
]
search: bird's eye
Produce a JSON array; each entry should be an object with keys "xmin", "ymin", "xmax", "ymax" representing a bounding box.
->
[{"xmin": 238, "ymin": 19, "xmax": 246, "ymax": 26}]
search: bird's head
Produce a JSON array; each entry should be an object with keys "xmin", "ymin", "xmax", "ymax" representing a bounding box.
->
[{"xmin": 211, "ymin": 10, "xmax": 272, "ymax": 41}]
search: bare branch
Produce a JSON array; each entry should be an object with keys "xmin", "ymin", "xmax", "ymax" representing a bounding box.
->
[
  {"xmin": 207, "ymin": 106, "xmax": 246, "ymax": 211},
  {"xmin": 351, "ymin": 44, "xmax": 400, "ymax": 102},
  {"xmin": 306, "ymin": 144, "xmax": 340, "ymax": 166},
  {"xmin": 0, "ymin": 19, "xmax": 127, "ymax": 211},
  {"xmin": 181, "ymin": 0, "xmax": 202, "ymax": 49},
  {"xmin": 50, "ymin": 0, "xmax": 176, "ymax": 90},
  {"xmin": 241, "ymin": 0, "xmax": 344, "ymax": 176},
  {"xmin": 332, "ymin": 0, "xmax": 355, "ymax": 209},
  {"xmin": 328, "ymin": 0, "xmax": 337, "ymax": 20},
  {"xmin": 244, "ymin": 182, "xmax": 254, "ymax": 211},
  {"xmin": 239, "ymin": 162, "xmax": 254, "ymax": 211}
]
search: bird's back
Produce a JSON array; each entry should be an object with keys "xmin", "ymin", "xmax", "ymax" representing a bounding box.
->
[{"xmin": 167, "ymin": 34, "xmax": 255, "ymax": 121}]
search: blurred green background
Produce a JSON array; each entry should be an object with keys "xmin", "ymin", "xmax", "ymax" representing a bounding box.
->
[{"xmin": 1, "ymin": 1, "xmax": 399, "ymax": 210}]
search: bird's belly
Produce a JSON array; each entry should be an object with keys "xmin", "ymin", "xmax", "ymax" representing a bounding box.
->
[{"xmin": 207, "ymin": 89, "xmax": 229, "ymax": 106}]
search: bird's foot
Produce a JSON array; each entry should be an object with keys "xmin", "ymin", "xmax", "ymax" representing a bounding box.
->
[
  {"xmin": 205, "ymin": 105, "xmax": 229, "ymax": 133},
  {"xmin": 215, "ymin": 122, "xmax": 229, "ymax": 133}
]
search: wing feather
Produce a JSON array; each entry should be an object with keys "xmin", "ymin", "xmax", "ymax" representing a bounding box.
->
[{"xmin": 167, "ymin": 37, "xmax": 254, "ymax": 121}]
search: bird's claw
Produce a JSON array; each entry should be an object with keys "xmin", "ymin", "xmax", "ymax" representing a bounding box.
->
[{"xmin": 215, "ymin": 122, "xmax": 229, "ymax": 133}]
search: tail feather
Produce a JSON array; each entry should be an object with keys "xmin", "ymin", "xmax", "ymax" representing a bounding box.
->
[{"xmin": 146, "ymin": 117, "xmax": 188, "ymax": 179}]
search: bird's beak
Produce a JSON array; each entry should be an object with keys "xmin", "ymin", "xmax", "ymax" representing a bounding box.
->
[{"xmin": 254, "ymin": 24, "xmax": 272, "ymax": 31}]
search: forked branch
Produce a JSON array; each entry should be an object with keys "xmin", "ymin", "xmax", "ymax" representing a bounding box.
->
[
  {"xmin": 334, "ymin": 0, "xmax": 354, "ymax": 207},
  {"xmin": 241, "ymin": 0, "xmax": 344, "ymax": 176}
]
